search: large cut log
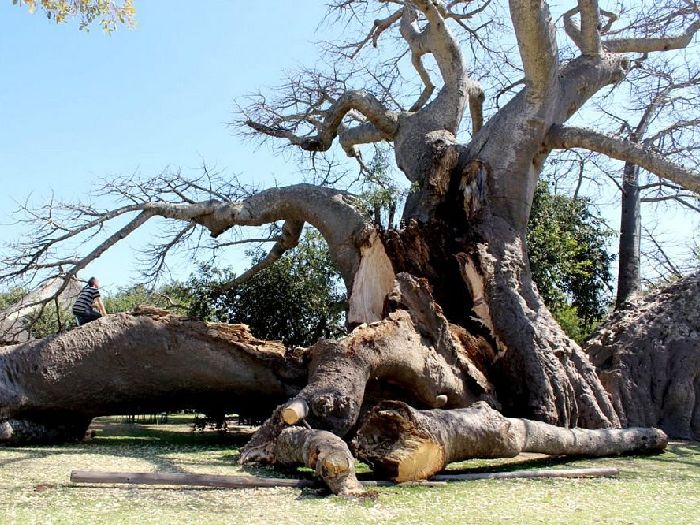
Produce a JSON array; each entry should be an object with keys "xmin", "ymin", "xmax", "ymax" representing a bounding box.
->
[
  {"xmin": 0, "ymin": 308, "xmax": 307, "ymax": 444},
  {"xmin": 353, "ymin": 401, "xmax": 667, "ymax": 482}
]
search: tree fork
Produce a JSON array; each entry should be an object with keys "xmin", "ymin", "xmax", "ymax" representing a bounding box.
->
[{"xmin": 353, "ymin": 400, "xmax": 668, "ymax": 483}]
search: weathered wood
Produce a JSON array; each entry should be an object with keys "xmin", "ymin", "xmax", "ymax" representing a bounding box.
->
[
  {"xmin": 586, "ymin": 272, "xmax": 700, "ymax": 439},
  {"xmin": 70, "ymin": 470, "xmax": 315, "ymax": 489},
  {"xmin": 353, "ymin": 401, "xmax": 667, "ymax": 482},
  {"xmin": 272, "ymin": 427, "xmax": 364, "ymax": 496},
  {"xmin": 70, "ymin": 467, "xmax": 617, "ymax": 490},
  {"xmin": 0, "ymin": 311, "xmax": 307, "ymax": 444},
  {"xmin": 433, "ymin": 467, "xmax": 619, "ymax": 481},
  {"xmin": 70, "ymin": 470, "xmax": 449, "ymax": 489}
]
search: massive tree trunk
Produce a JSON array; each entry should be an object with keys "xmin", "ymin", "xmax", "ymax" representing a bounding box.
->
[
  {"xmin": 586, "ymin": 272, "xmax": 700, "ymax": 440},
  {"xmin": 3, "ymin": 0, "xmax": 698, "ymax": 496},
  {"xmin": 0, "ymin": 307, "xmax": 307, "ymax": 443}
]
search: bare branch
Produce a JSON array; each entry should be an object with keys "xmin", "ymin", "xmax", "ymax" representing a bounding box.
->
[
  {"xmin": 245, "ymin": 90, "xmax": 398, "ymax": 153},
  {"xmin": 546, "ymin": 125, "xmax": 700, "ymax": 194},
  {"xmin": 217, "ymin": 220, "xmax": 304, "ymax": 292},
  {"xmin": 508, "ymin": 0, "xmax": 559, "ymax": 104},
  {"xmin": 2, "ymin": 179, "xmax": 372, "ymax": 311},
  {"xmin": 563, "ymin": 3, "xmax": 608, "ymax": 56},
  {"xmin": 604, "ymin": 19, "xmax": 700, "ymax": 54}
]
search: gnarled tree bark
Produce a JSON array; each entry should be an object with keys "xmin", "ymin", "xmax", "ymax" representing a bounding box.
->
[
  {"xmin": 2, "ymin": 0, "xmax": 698, "ymax": 496},
  {"xmin": 586, "ymin": 272, "xmax": 700, "ymax": 440},
  {"xmin": 353, "ymin": 400, "xmax": 667, "ymax": 482}
]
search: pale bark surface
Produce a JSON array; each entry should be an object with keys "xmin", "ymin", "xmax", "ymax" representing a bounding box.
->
[
  {"xmin": 0, "ymin": 307, "xmax": 306, "ymax": 443},
  {"xmin": 353, "ymin": 400, "xmax": 666, "ymax": 482},
  {"xmin": 586, "ymin": 272, "xmax": 700, "ymax": 439},
  {"xmin": 2, "ymin": 0, "xmax": 698, "ymax": 495}
]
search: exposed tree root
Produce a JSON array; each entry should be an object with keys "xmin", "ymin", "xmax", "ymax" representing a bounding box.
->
[{"xmin": 353, "ymin": 400, "xmax": 667, "ymax": 482}]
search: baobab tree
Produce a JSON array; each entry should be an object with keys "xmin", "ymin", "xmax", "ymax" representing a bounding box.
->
[{"xmin": 1, "ymin": 0, "xmax": 698, "ymax": 494}]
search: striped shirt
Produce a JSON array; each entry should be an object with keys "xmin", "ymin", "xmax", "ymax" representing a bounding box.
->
[{"xmin": 73, "ymin": 286, "xmax": 100, "ymax": 314}]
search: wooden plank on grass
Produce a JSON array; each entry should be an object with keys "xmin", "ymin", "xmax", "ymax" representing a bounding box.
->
[
  {"xmin": 70, "ymin": 466, "xmax": 618, "ymax": 490},
  {"xmin": 70, "ymin": 470, "xmax": 316, "ymax": 489}
]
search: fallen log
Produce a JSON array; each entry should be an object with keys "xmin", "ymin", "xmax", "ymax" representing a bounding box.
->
[
  {"xmin": 69, "ymin": 470, "xmax": 446, "ymax": 489},
  {"xmin": 70, "ymin": 470, "xmax": 315, "ymax": 489},
  {"xmin": 272, "ymin": 426, "xmax": 364, "ymax": 496},
  {"xmin": 353, "ymin": 401, "xmax": 667, "ymax": 482}
]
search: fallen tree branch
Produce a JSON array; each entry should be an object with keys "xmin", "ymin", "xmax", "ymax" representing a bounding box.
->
[
  {"xmin": 353, "ymin": 400, "xmax": 667, "ymax": 482},
  {"xmin": 70, "ymin": 471, "xmax": 316, "ymax": 489}
]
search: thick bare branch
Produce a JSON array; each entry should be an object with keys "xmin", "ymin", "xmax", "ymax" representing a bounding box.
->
[
  {"xmin": 3, "ymin": 182, "xmax": 374, "ymax": 315},
  {"xmin": 563, "ymin": 3, "xmax": 607, "ymax": 55},
  {"xmin": 508, "ymin": 0, "xmax": 559, "ymax": 105},
  {"xmin": 604, "ymin": 19, "xmax": 700, "ymax": 53},
  {"xmin": 546, "ymin": 125, "xmax": 700, "ymax": 193},
  {"xmin": 246, "ymin": 90, "xmax": 398, "ymax": 153},
  {"xmin": 578, "ymin": 0, "xmax": 603, "ymax": 55}
]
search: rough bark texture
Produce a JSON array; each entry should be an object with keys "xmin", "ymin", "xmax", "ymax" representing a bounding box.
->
[
  {"xmin": 239, "ymin": 272, "xmax": 496, "ymax": 465},
  {"xmin": 586, "ymin": 273, "xmax": 700, "ymax": 439},
  {"xmin": 616, "ymin": 162, "xmax": 643, "ymax": 307},
  {"xmin": 272, "ymin": 427, "xmax": 364, "ymax": 496},
  {"xmin": 0, "ymin": 306, "xmax": 306, "ymax": 443},
  {"xmin": 4, "ymin": 0, "xmax": 698, "ymax": 496},
  {"xmin": 353, "ymin": 400, "xmax": 667, "ymax": 482},
  {"xmin": 471, "ymin": 215, "xmax": 619, "ymax": 428}
]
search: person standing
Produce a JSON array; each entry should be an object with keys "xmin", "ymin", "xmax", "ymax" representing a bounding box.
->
[{"xmin": 72, "ymin": 276, "xmax": 107, "ymax": 325}]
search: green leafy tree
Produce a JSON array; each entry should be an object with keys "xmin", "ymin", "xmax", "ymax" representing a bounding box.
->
[
  {"xmin": 0, "ymin": 287, "xmax": 26, "ymax": 310},
  {"xmin": 527, "ymin": 181, "xmax": 614, "ymax": 342},
  {"xmin": 14, "ymin": 0, "xmax": 134, "ymax": 31},
  {"xmin": 188, "ymin": 230, "xmax": 346, "ymax": 347},
  {"xmin": 103, "ymin": 283, "xmax": 189, "ymax": 314}
]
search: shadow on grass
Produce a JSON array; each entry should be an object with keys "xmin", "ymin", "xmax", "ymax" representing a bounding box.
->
[
  {"xmin": 5, "ymin": 416, "xmax": 698, "ymax": 488},
  {"xmin": 1, "ymin": 416, "xmax": 254, "ymax": 475}
]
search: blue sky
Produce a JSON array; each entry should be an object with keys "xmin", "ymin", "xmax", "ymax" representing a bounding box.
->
[
  {"xmin": 0, "ymin": 1, "xmax": 332, "ymax": 291},
  {"xmin": 0, "ymin": 2, "xmax": 697, "ymax": 296}
]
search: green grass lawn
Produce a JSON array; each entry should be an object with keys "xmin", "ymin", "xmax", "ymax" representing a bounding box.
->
[{"xmin": 0, "ymin": 415, "xmax": 698, "ymax": 525}]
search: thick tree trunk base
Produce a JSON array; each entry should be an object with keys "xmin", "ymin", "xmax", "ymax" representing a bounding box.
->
[{"xmin": 586, "ymin": 272, "xmax": 700, "ymax": 439}]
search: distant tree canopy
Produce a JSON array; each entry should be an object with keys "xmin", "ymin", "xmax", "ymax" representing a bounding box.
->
[
  {"xmin": 14, "ymin": 0, "xmax": 134, "ymax": 30},
  {"xmin": 527, "ymin": 181, "xmax": 614, "ymax": 342},
  {"xmin": 187, "ymin": 230, "xmax": 347, "ymax": 347}
]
